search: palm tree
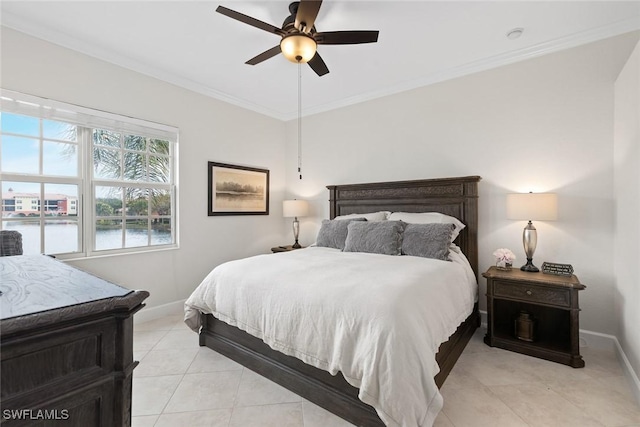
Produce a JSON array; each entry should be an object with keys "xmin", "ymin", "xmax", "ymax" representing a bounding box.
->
[
  {"xmin": 93, "ymin": 130, "xmax": 170, "ymax": 198},
  {"xmin": 63, "ymin": 127, "xmax": 170, "ymax": 187},
  {"xmin": 62, "ymin": 126, "xmax": 172, "ymax": 213}
]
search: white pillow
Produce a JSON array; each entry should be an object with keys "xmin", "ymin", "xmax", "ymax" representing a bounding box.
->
[
  {"xmin": 387, "ymin": 211, "xmax": 465, "ymax": 241},
  {"xmin": 334, "ymin": 211, "xmax": 390, "ymax": 222}
]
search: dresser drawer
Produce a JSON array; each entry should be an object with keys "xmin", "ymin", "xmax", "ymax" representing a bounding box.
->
[
  {"xmin": 493, "ymin": 281, "xmax": 571, "ymax": 308},
  {"xmin": 1, "ymin": 318, "xmax": 116, "ymax": 400}
]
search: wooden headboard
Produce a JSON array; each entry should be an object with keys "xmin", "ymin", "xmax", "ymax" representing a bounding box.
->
[{"xmin": 327, "ymin": 176, "xmax": 481, "ymax": 279}]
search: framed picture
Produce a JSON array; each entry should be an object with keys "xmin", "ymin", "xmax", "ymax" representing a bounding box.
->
[{"xmin": 208, "ymin": 162, "xmax": 269, "ymax": 216}]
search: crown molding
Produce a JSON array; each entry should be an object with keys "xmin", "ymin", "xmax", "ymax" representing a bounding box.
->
[
  {"xmin": 1, "ymin": 12, "xmax": 290, "ymax": 120},
  {"xmin": 3, "ymin": 11, "xmax": 638, "ymax": 123},
  {"xmin": 282, "ymin": 16, "xmax": 640, "ymax": 120}
]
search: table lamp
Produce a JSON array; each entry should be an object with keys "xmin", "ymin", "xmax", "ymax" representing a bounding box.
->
[
  {"xmin": 283, "ymin": 199, "xmax": 309, "ymax": 248},
  {"xmin": 506, "ymin": 192, "xmax": 557, "ymax": 272}
]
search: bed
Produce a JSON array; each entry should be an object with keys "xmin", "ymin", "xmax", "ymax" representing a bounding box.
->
[{"xmin": 186, "ymin": 176, "xmax": 481, "ymax": 426}]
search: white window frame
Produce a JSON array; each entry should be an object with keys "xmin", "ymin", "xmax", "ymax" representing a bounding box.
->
[{"xmin": 0, "ymin": 89, "xmax": 178, "ymax": 259}]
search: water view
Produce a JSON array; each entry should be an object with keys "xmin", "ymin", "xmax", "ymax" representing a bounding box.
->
[
  {"xmin": 215, "ymin": 192, "xmax": 265, "ymax": 210},
  {"xmin": 5, "ymin": 221, "xmax": 172, "ymax": 255}
]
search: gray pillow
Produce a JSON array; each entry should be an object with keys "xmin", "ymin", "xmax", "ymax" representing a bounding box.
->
[
  {"xmin": 401, "ymin": 223, "xmax": 454, "ymax": 260},
  {"xmin": 343, "ymin": 221, "xmax": 405, "ymax": 255},
  {"xmin": 316, "ymin": 218, "xmax": 366, "ymax": 250}
]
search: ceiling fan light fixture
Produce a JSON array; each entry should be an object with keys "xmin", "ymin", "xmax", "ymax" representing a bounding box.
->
[{"xmin": 280, "ymin": 33, "xmax": 317, "ymax": 63}]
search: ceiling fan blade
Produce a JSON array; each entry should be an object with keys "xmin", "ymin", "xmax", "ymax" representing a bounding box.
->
[
  {"xmin": 308, "ymin": 52, "xmax": 329, "ymax": 77},
  {"xmin": 245, "ymin": 45, "xmax": 282, "ymax": 65},
  {"xmin": 216, "ymin": 5, "xmax": 285, "ymax": 36},
  {"xmin": 295, "ymin": 0, "xmax": 322, "ymax": 33},
  {"xmin": 315, "ymin": 30, "xmax": 379, "ymax": 45}
]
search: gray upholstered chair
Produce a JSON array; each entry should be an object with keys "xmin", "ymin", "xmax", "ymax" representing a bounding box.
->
[{"xmin": 0, "ymin": 230, "xmax": 23, "ymax": 256}]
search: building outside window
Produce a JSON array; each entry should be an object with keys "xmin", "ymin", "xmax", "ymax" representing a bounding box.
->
[{"xmin": 0, "ymin": 90, "xmax": 178, "ymax": 258}]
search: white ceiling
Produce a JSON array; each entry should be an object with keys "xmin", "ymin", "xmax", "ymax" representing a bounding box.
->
[{"xmin": 2, "ymin": 1, "xmax": 639, "ymax": 120}]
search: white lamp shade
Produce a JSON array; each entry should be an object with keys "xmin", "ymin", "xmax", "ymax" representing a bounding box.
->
[
  {"xmin": 507, "ymin": 193, "xmax": 558, "ymax": 221},
  {"xmin": 283, "ymin": 200, "xmax": 309, "ymax": 218}
]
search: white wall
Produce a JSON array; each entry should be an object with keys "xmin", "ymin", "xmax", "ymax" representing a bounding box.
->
[
  {"xmin": 285, "ymin": 32, "xmax": 640, "ymax": 335},
  {"xmin": 3, "ymin": 25, "xmax": 639, "ymax": 339},
  {"xmin": 1, "ymin": 27, "xmax": 288, "ymax": 308},
  {"xmin": 614, "ymin": 40, "xmax": 640, "ymax": 377}
]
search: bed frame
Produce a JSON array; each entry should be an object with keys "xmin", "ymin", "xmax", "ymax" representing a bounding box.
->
[{"xmin": 199, "ymin": 176, "xmax": 481, "ymax": 426}]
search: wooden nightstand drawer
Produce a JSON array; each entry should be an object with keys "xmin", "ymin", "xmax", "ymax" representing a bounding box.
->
[{"xmin": 494, "ymin": 281, "xmax": 571, "ymax": 308}]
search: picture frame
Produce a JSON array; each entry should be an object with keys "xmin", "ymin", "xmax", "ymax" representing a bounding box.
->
[{"xmin": 208, "ymin": 162, "xmax": 269, "ymax": 216}]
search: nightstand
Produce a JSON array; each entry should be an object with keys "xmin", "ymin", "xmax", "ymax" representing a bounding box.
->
[
  {"xmin": 483, "ymin": 266, "xmax": 586, "ymax": 368},
  {"xmin": 271, "ymin": 245, "xmax": 305, "ymax": 253}
]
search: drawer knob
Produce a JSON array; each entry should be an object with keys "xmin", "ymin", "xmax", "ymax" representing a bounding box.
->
[{"xmin": 526, "ymin": 290, "xmax": 532, "ymax": 296}]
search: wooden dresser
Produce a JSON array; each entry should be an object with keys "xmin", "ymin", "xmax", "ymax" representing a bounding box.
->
[{"xmin": 0, "ymin": 255, "xmax": 149, "ymax": 426}]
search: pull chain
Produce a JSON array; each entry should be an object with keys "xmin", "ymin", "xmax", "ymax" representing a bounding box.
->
[{"xmin": 297, "ymin": 61, "xmax": 302, "ymax": 180}]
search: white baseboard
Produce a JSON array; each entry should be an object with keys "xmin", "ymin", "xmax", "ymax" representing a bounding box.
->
[
  {"xmin": 135, "ymin": 299, "xmax": 185, "ymax": 324},
  {"xmin": 479, "ymin": 309, "xmax": 488, "ymax": 329},
  {"xmin": 479, "ymin": 310, "xmax": 639, "ymax": 404},
  {"xmin": 580, "ymin": 329, "xmax": 640, "ymax": 405},
  {"xmin": 578, "ymin": 329, "xmax": 616, "ymax": 350},
  {"xmin": 616, "ymin": 340, "xmax": 640, "ymax": 405}
]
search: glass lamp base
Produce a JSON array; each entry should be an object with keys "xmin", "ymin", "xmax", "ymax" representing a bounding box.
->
[{"xmin": 520, "ymin": 258, "xmax": 539, "ymax": 272}]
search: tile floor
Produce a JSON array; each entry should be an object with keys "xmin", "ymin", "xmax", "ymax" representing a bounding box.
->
[{"xmin": 132, "ymin": 314, "xmax": 640, "ymax": 427}]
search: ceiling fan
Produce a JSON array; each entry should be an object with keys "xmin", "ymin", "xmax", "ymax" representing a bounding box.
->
[{"xmin": 216, "ymin": 0, "xmax": 379, "ymax": 76}]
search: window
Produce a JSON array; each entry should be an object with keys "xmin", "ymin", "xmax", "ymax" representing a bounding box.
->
[{"xmin": 1, "ymin": 90, "xmax": 178, "ymax": 258}]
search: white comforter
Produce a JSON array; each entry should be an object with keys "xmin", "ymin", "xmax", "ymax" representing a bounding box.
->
[{"xmin": 184, "ymin": 247, "xmax": 476, "ymax": 427}]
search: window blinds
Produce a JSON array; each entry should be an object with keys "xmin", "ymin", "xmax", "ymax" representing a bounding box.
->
[{"xmin": 0, "ymin": 89, "xmax": 178, "ymax": 142}]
